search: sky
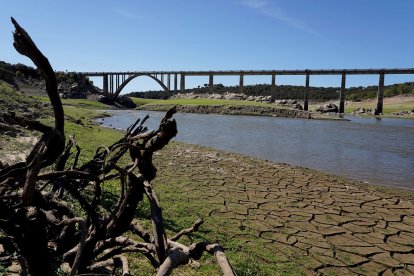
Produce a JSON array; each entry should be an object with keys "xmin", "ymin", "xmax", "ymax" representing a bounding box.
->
[{"xmin": 1, "ymin": 0, "xmax": 413, "ymax": 93}]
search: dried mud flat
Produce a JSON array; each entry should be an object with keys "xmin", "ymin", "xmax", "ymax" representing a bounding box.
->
[{"xmin": 153, "ymin": 142, "xmax": 414, "ymax": 275}]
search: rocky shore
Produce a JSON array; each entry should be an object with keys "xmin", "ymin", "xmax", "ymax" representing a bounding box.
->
[{"xmin": 138, "ymin": 103, "xmax": 311, "ymax": 118}]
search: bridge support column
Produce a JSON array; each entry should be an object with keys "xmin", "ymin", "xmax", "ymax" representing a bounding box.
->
[
  {"xmin": 376, "ymin": 72, "xmax": 385, "ymax": 115},
  {"xmin": 180, "ymin": 74, "xmax": 185, "ymax": 93},
  {"xmin": 161, "ymin": 74, "xmax": 164, "ymax": 84},
  {"xmin": 239, "ymin": 74, "xmax": 244, "ymax": 94},
  {"xmin": 174, "ymin": 74, "xmax": 178, "ymax": 94},
  {"xmin": 339, "ymin": 72, "xmax": 346, "ymax": 113},
  {"xmin": 271, "ymin": 74, "xmax": 276, "ymax": 95},
  {"xmin": 167, "ymin": 74, "xmax": 171, "ymax": 91},
  {"xmin": 109, "ymin": 74, "xmax": 113, "ymax": 94},
  {"xmin": 116, "ymin": 75, "xmax": 119, "ymax": 91},
  {"xmin": 304, "ymin": 72, "xmax": 310, "ymax": 111},
  {"xmin": 209, "ymin": 75, "xmax": 214, "ymax": 93},
  {"xmin": 103, "ymin": 74, "xmax": 108, "ymax": 94}
]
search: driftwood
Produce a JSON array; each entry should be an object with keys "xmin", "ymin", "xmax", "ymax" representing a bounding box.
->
[{"xmin": 0, "ymin": 18, "xmax": 235, "ymax": 275}]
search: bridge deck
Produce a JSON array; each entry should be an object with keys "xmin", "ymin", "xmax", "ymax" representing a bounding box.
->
[{"xmin": 80, "ymin": 68, "xmax": 414, "ymax": 76}]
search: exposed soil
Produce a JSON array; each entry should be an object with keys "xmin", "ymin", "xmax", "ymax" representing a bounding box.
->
[
  {"xmin": 153, "ymin": 142, "xmax": 414, "ymax": 275},
  {"xmin": 137, "ymin": 104, "xmax": 347, "ymax": 120}
]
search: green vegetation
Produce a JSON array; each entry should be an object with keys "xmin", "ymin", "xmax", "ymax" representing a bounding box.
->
[
  {"xmin": 130, "ymin": 97, "xmax": 158, "ymax": 106},
  {"xmin": 345, "ymin": 101, "xmax": 414, "ymax": 115},
  {"xmin": 0, "ymin": 81, "xmax": 35, "ymax": 108},
  {"xmin": 0, "ymin": 61, "xmax": 39, "ymax": 81},
  {"xmin": 128, "ymin": 81, "xmax": 414, "ymax": 102},
  {"xmin": 132, "ymin": 97, "xmax": 279, "ymax": 107},
  {"xmin": 347, "ymin": 82, "xmax": 414, "ymax": 101},
  {"xmin": 35, "ymin": 96, "xmax": 113, "ymax": 110},
  {"xmin": 0, "ymin": 80, "xmax": 47, "ymax": 116}
]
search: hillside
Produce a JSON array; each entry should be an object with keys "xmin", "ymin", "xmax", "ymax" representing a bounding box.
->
[
  {"xmin": 0, "ymin": 61, "xmax": 100, "ymax": 98},
  {"xmin": 0, "ymin": 80, "xmax": 48, "ymax": 164},
  {"xmin": 0, "ymin": 80, "xmax": 49, "ymax": 120},
  {"xmin": 128, "ymin": 81, "xmax": 414, "ymax": 102}
]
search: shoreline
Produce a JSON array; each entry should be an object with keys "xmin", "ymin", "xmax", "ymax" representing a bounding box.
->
[
  {"xmin": 97, "ymin": 111, "xmax": 413, "ymax": 193},
  {"xmin": 136, "ymin": 103, "xmax": 349, "ymax": 120},
  {"xmin": 168, "ymin": 141, "xmax": 414, "ymax": 198}
]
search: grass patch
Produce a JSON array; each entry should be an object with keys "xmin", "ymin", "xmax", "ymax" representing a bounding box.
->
[
  {"xmin": 40, "ymin": 107, "xmax": 122, "ymax": 163},
  {"xmin": 130, "ymin": 97, "xmax": 158, "ymax": 106},
  {"xmin": 0, "ymin": 81, "xmax": 45, "ymax": 115},
  {"xmin": 0, "ymin": 81, "xmax": 29, "ymax": 106},
  {"xmin": 344, "ymin": 100, "xmax": 414, "ymax": 115},
  {"xmin": 34, "ymin": 96, "xmax": 113, "ymax": 110}
]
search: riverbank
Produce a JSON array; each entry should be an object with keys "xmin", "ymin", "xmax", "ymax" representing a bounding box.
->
[
  {"xmin": 133, "ymin": 95, "xmax": 414, "ymax": 120},
  {"xmin": 137, "ymin": 103, "xmax": 313, "ymax": 119},
  {"xmin": 1, "ymin": 95, "xmax": 414, "ymax": 274},
  {"xmin": 136, "ymin": 102, "xmax": 349, "ymax": 120}
]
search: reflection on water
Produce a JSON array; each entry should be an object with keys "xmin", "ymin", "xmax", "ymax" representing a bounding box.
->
[{"xmin": 98, "ymin": 111, "xmax": 414, "ymax": 190}]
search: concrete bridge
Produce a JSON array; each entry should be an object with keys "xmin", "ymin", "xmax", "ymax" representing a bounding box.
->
[{"xmin": 80, "ymin": 68, "xmax": 414, "ymax": 114}]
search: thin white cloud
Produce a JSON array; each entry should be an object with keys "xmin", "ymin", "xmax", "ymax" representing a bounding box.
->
[
  {"xmin": 114, "ymin": 8, "xmax": 144, "ymax": 21},
  {"xmin": 237, "ymin": 0, "xmax": 320, "ymax": 36}
]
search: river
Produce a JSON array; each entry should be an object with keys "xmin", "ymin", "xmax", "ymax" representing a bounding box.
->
[{"xmin": 97, "ymin": 110, "xmax": 414, "ymax": 190}]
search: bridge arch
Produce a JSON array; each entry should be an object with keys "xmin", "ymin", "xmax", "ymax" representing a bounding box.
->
[{"xmin": 113, "ymin": 74, "xmax": 170, "ymax": 99}]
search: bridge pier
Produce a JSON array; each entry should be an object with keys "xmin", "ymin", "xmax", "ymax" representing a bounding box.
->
[
  {"xmin": 180, "ymin": 74, "xmax": 185, "ymax": 93},
  {"xmin": 116, "ymin": 75, "xmax": 119, "ymax": 90},
  {"xmin": 209, "ymin": 74, "xmax": 214, "ymax": 93},
  {"xmin": 239, "ymin": 74, "xmax": 244, "ymax": 94},
  {"xmin": 161, "ymin": 74, "xmax": 164, "ymax": 84},
  {"xmin": 103, "ymin": 74, "xmax": 108, "ymax": 94},
  {"xmin": 167, "ymin": 74, "xmax": 171, "ymax": 91},
  {"xmin": 271, "ymin": 74, "xmax": 276, "ymax": 95},
  {"xmin": 339, "ymin": 72, "xmax": 346, "ymax": 113},
  {"xmin": 109, "ymin": 74, "xmax": 113, "ymax": 94},
  {"xmin": 376, "ymin": 71, "xmax": 385, "ymax": 115},
  {"xmin": 304, "ymin": 72, "xmax": 310, "ymax": 111},
  {"xmin": 174, "ymin": 74, "xmax": 178, "ymax": 94}
]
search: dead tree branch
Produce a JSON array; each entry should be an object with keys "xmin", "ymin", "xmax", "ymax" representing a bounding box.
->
[{"xmin": 0, "ymin": 18, "xmax": 235, "ymax": 276}]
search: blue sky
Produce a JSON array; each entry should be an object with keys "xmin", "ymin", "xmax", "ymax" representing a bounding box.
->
[{"xmin": 1, "ymin": 0, "xmax": 413, "ymax": 93}]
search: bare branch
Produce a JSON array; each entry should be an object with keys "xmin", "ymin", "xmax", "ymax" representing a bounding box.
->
[
  {"xmin": 67, "ymin": 219, "xmax": 87, "ymax": 276},
  {"xmin": 130, "ymin": 219, "xmax": 152, "ymax": 243},
  {"xmin": 1, "ymin": 20, "xmax": 234, "ymax": 274},
  {"xmin": 11, "ymin": 17, "xmax": 64, "ymax": 133},
  {"xmin": 156, "ymin": 247, "xmax": 189, "ymax": 276},
  {"xmin": 144, "ymin": 180, "xmax": 168, "ymax": 264},
  {"xmin": 170, "ymin": 218, "xmax": 204, "ymax": 242}
]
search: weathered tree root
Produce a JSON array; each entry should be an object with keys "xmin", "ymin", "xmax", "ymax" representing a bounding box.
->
[{"xmin": 0, "ymin": 18, "xmax": 235, "ymax": 275}]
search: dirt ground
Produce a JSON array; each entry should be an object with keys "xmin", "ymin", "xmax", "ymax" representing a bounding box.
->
[{"xmin": 154, "ymin": 142, "xmax": 414, "ymax": 275}]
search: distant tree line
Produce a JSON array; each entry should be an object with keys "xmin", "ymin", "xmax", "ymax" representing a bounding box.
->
[
  {"xmin": 127, "ymin": 81, "xmax": 414, "ymax": 101},
  {"xmin": 0, "ymin": 61, "xmax": 40, "ymax": 84},
  {"xmin": 0, "ymin": 61, "xmax": 93, "ymax": 86}
]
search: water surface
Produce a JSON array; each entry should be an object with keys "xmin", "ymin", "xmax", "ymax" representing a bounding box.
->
[{"xmin": 98, "ymin": 111, "xmax": 414, "ymax": 190}]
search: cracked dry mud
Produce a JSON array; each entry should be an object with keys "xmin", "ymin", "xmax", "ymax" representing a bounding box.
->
[{"xmin": 154, "ymin": 143, "xmax": 414, "ymax": 275}]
